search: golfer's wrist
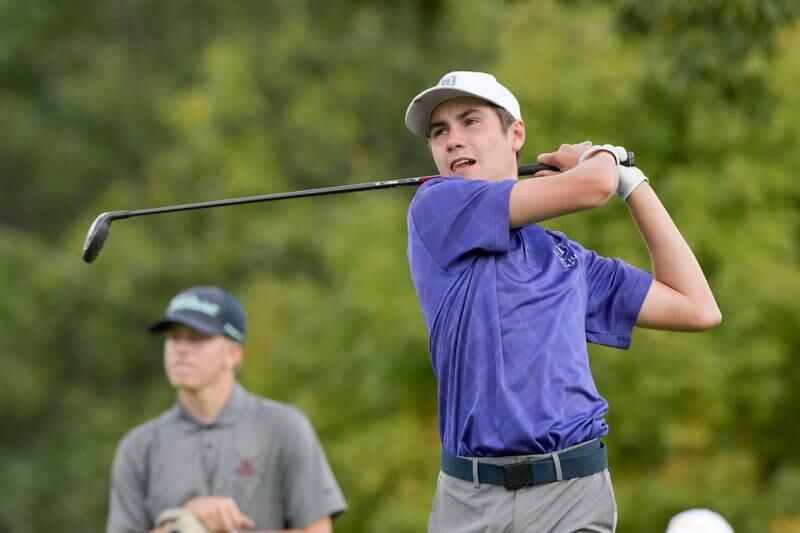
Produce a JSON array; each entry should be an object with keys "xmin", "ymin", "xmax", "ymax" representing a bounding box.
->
[{"xmin": 623, "ymin": 180, "xmax": 648, "ymax": 202}]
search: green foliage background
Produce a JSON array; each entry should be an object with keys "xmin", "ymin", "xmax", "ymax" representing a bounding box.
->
[{"xmin": 2, "ymin": 1, "xmax": 799, "ymax": 531}]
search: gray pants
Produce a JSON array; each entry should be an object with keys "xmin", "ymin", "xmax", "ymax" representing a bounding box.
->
[{"xmin": 428, "ymin": 463, "xmax": 617, "ymax": 533}]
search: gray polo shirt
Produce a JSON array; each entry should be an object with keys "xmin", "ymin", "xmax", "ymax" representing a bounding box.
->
[{"xmin": 106, "ymin": 384, "xmax": 346, "ymax": 532}]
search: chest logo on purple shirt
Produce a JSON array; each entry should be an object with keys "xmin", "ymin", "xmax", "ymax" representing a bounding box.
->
[{"xmin": 553, "ymin": 242, "xmax": 578, "ymax": 269}]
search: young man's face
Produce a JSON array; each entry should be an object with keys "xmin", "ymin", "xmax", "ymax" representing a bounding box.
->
[
  {"xmin": 428, "ymin": 97, "xmax": 524, "ymax": 182},
  {"xmin": 163, "ymin": 324, "xmax": 241, "ymax": 393}
]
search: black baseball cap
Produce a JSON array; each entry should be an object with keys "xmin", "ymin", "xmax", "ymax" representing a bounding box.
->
[{"xmin": 149, "ymin": 286, "xmax": 247, "ymax": 343}]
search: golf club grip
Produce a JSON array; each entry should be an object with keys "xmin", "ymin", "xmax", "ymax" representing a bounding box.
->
[
  {"xmin": 518, "ymin": 163, "xmax": 557, "ymax": 175},
  {"xmin": 518, "ymin": 151, "xmax": 635, "ymax": 176}
]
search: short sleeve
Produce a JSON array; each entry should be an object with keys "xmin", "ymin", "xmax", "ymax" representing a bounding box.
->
[
  {"xmin": 106, "ymin": 433, "xmax": 152, "ymax": 533},
  {"xmin": 409, "ymin": 177, "xmax": 516, "ymax": 272},
  {"xmin": 281, "ymin": 410, "xmax": 347, "ymax": 527},
  {"xmin": 581, "ymin": 247, "xmax": 653, "ymax": 349}
]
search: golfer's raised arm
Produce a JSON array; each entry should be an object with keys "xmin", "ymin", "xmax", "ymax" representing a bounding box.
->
[
  {"xmin": 626, "ymin": 176, "xmax": 722, "ymax": 331},
  {"xmin": 509, "ymin": 148, "xmax": 618, "ymax": 227}
]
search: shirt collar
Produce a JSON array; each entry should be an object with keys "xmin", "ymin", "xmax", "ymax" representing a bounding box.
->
[{"xmin": 172, "ymin": 382, "xmax": 248, "ymax": 431}]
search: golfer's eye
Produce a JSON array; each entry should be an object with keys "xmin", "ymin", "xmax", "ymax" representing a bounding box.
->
[
  {"xmin": 464, "ymin": 117, "xmax": 479, "ymax": 127},
  {"xmin": 431, "ymin": 127, "xmax": 446, "ymax": 138}
]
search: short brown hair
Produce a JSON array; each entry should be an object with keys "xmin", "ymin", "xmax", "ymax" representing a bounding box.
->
[
  {"xmin": 490, "ymin": 105, "xmax": 517, "ymax": 133},
  {"xmin": 491, "ymin": 105, "xmax": 521, "ymax": 163}
]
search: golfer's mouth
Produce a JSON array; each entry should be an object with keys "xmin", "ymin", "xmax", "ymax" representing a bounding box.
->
[{"xmin": 451, "ymin": 158, "xmax": 476, "ymax": 173}]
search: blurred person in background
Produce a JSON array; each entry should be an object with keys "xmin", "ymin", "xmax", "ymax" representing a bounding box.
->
[
  {"xmin": 105, "ymin": 286, "xmax": 346, "ymax": 533},
  {"xmin": 665, "ymin": 508, "xmax": 734, "ymax": 533}
]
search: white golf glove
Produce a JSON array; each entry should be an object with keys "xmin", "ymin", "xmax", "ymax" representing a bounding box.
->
[
  {"xmin": 578, "ymin": 144, "xmax": 631, "ymax": 166},
  {"xmin": 156, "ymin": 508, "xmax": 210, "ymax": 533},
  {"xmin": 617, "ymin": 165, "xmax": 649, "ymax": 201}
]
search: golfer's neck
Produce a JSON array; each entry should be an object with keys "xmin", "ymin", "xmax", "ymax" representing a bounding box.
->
[{"xmin": 178, "ymin": 376, "xmax": 234, "ymax": 424}]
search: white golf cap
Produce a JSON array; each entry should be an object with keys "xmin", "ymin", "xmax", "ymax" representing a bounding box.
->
[
  {"xmin": 404, "ymin": 71, "xmax": 522, "ymax": 137},
  {"xmin": 665, "ymin": 509, "xmax": 734, "ymax": 533}
]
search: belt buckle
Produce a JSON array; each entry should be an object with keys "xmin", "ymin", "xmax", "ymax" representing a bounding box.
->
[{"xmin": 501, "ymin": 461, "xmax": 533, "ymax": 489}]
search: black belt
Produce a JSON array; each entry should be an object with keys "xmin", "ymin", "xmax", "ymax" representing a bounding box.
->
[{"xmin": 440, "ymin": 439, "xmax": 608, "ymax": 490}]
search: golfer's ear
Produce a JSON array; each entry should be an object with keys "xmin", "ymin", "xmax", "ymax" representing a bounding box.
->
[
  {"xmin": 227, "ymin": 341, "xmax": 244, "ymax": 368},
  {"xmin": 511, "ymin": 120, "xmax": 525, "ymax": 152}
]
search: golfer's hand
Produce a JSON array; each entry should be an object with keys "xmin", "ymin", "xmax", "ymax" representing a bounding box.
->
[
  {"xmin": 535, "ymin": 141, "xmax": 595, "ymax": 176},
  {"xmin": 183, "ymin": 496, "xmax": 256, "ymax": 532}
]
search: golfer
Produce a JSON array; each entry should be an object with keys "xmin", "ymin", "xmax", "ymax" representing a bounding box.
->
[
  {"xmin": 105, "ymin": 286, "xmax": 346, "ymax": 533},
  {"xmin": 405, "ymin": 71, "xmax": 721, "ymax": 532}
]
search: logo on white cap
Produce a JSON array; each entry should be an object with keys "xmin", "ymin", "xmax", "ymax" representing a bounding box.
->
[{"xmin": 439, "ymin": 74, "xmax": 458, "ymax": 87}]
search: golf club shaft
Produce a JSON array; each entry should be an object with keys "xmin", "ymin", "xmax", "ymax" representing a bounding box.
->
[
  {"xmin": 108, "ymin": 163, "xmax": 557, "ymax": 221},
  {"xmin": 82, "ymin": 155, "xmax": 635, "ymax": 263}
]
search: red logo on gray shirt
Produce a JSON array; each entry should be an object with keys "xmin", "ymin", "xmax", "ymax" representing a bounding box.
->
[{"xmin": 235, "ymin": 458, "xmax": 257, "ymax": 477}]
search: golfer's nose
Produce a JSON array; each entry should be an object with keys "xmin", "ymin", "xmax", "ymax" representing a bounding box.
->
[{"xmin": 446, "ymin": 131, "xmax": 466, "ymax": 152}]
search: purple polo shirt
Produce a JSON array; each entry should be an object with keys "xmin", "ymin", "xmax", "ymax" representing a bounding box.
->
[{"xmin": 407, "ymin": 177, "xmax": 652, "ymax": 457}]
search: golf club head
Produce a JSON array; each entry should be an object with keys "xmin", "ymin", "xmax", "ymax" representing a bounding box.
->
[{"xmin": 82, "ymin": 211, "xmax": 129, "ymax": 263}]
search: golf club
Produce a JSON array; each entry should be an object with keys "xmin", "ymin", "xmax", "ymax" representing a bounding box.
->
[{"xmin": 82, "ymin": 154, "xmax": 635, "ymax": 263}]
